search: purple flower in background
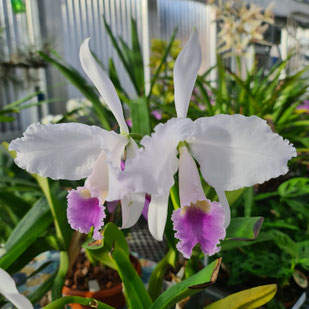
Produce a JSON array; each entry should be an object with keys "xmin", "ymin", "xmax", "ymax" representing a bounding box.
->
[
  {"xmin": 297, "ymin": 100, "xmax": 309, "ymax": 112},
  {"xmin": 152, "ymin": 110, "xmax": 162, "ymax": 120}
]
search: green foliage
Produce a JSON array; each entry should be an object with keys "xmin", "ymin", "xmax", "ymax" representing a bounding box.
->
[
  {"xmin": 83, "ymin": 222, "xmax": 129, "ymax": 269},
  {"xmin": 205, "ymin": 284, "xmax": 277, "ymax": 309},
  {"xmin": 150, "ymin": 258, "xmax": 221, "ymax": 309}
]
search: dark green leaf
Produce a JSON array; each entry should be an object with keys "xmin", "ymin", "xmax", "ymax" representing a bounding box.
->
[{"xmin": 150, "ymin": 258, "xmax": 221, "ymax": 309}]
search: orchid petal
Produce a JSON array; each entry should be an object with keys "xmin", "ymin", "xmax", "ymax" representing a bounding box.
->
[
  {"xmin": 67, "ymin": 187, "xmax": 105, "ymax": 240},
  {"xmin": 117, "ymin": 118, "xmax": 194, "ymax": 197},
  {"xmin": 80, "ymin": 38, "xmax": 128, "ymax": 134},
  {"xmin": 174, "ymin": 31, "xmax": 201, "ymax": 118},
  {"xmin": 9, "ymin": 123, "xmax": 110, "ymax": 180},
  {"xmin": 189, "ymin": 115, "xmax": 296, "ymax": 191},
  {"xmin": 178, "ymin": 146, "xmax": 205, "ymax": 207},
  {"xmin": 120, "ymin": 193, "xmax": 145, "ymax": 229},
  {"xmin": 216, "ymin": 189, "xmax": 231, "ymax": 228},
  {"xmin": 148, "ymin": 193, "xmax": 170, "ymax": 241},
  {"xmin": 85, "ymin": 151, "xmax": 109, "ymax": 200},
  {"xmin": 0, "ymin": 268, "xmax": 33, "ymax": 309},
  {"xmin": 172, "ymin": 200, "xmax": 226, "ymax": 258}
]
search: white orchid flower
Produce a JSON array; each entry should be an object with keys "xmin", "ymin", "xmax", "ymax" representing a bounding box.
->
[
  {"xmin": 114, "ymin": 31, "xmax": 296, "ymax": 258},
  {"xmin": 0, "ymin": 268, "xmax": 33, "ymax": 309},
  {"xmin": 9, "ymin": 38, "xmax": 145, "ymax": 239}
]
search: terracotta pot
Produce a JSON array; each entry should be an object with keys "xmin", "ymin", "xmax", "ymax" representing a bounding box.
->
[{"xmin": 62, "ymin": 256, "xmax": 141, "ymax": 309}]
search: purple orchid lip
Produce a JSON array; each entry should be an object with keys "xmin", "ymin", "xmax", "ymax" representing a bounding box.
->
[
  {"xmin": 172, "ymin": 200, "xmax": 226, "ymax": 259},
  {"xmin": 67, "ymin": 187, "xmax": 106, "ymax": 240}
]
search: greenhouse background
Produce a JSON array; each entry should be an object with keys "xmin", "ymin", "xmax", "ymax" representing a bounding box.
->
[
  {"xmin": 1, "ymin": 0, "xmax": 309, "ymax": 139},
  {"xmin": 0, "ymin": 0, "xmax": 309, "ymax": 309}
]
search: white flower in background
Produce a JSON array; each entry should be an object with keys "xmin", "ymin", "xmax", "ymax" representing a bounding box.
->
[
  {"xmin": 0, "ymin": 268, "xmax": 33, "ymax": 309},
  {"xmin": 41, "ymin": 114, "xmax": 62, "ymax": 125},
  {"xmin": 9, "ymin": 38, "xmax": 145, "ymax": 240},
  {"xmin": 66, "ymin": 98, "xmax": 92, "ymax": 117},
  {"xmin": 113, "ymin": 31, "xmax": 296, "ymax": 258}
]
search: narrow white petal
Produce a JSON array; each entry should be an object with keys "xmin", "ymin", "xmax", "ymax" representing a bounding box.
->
[
  {"xmin": 9, "ymin": 123, "xmax": 111, "ymax": 180},
  {"xmin": 0, "ymin": 268, "xmax": 33, "ymax": 309},
  {"xmin": 121, "ymin": 193, "xmax": 145, "ymax": 229},
  {"xmin": 216, "ymin": 189, "xmax": 231, "ymax": 228},
  {"xmin": 80, "ymin": 38, "xmax": 128, "ymax": 134},
  {"xmin": 178, "ymin": 146, "xmax": 205, "ymax": 207},
  {"xmin": 148, "ymin": 193, "xmax": 170, "ymax": 241},
  {"xmin": 85, "ymin": 151, "xmax": 109, "ymax": 200},
  {"xmin": 189, "ymin": 115, "xmax": 297, "ymax": 191},
  {"xmin": 117, "ymin": 118, "xmax": 195, "ymax": 197},
  {"xmin": 174, "ymin": 31, "xmax": 201, "ymax": 118}
]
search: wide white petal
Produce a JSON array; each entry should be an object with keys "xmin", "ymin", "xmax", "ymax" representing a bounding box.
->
[
  {"xmin": 188, "ymin": 114, "xmax": 297, "ymax": 191},
  {"xmin": 216, "ymin": 189, "xmax": 231, "ymax": 228},
  {"xmin": 80, "ymin": 38, "xmax": 129, "ymax": 134},
  {"xmin": 121, "ymin": 193, "xmax": 145, "ymax": 229},
  {"xmin": 148, "ymin": 193, "xmax": 170, "ymax": 241},
  {"xmin": 174, "ymin": 31, "xmax": 201, "ymax": 118},
  {"xmin": 9, "ymin": 123, "xmax": 111, "ymax": 180},
  {"xmin": 178, "ymin": 146, "xmax": 205, "ymax": 207},
  {"xmin": 0, "ymin": 268, "xmax": 33, "ymax": 309},
  {"xmin": 85, "ymin": 151, "xmax": 109, "ymax": 200},
  {"xmin": 117, "ymin": 118, "xmax": 195, "ymax": 197}
]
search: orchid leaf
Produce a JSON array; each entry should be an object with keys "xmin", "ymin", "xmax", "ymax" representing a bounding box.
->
[
  {"xmin": 28, "ymin": 272, "xmax": 56, "ymax": 304},
  {"xmin": 83, "ymin": 223, "xmax": 129, "ymax": 269},
  {"xmin": 150, "ymin": 258, "xmax": 221, "ymax": 309},
  {"xmin": 148, "ymin": 248, "xmax": 177, "ymax": 301},
  {"xmin": 111, "ymin": 247, "xmax": 152, "ymax": 309},
  {"xmin": 43, "ymin": 296, "xmax": 115, "ymax": 309},
  {"xmin": 52, "ymin": 251, "xmax": 69, "ymax": 301},
  {"xmin": 0, "ymin": 197, "xmax": 52, "ymax": 270},
  {"xmin": 148, "ymin": 28, "xmax": 177, "ymax": 99},
  {"xmin": 225, "ymin": 217, "xmax": 264, "ymax": 240},
  {"xmin": 205, "ymin": 284, "xmax": 277, "ymax": 309},
  {"xmin": 130, "ymin": 97, "xmax": 150, "ymax": 136}
]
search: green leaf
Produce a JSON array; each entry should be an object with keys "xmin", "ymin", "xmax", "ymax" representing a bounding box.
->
[
  {"xmin": 130, "ymin": 97, "xmax": 151, "ymax": 136},
  {"xmin": 0, "ymin": 115, "xmax": 15, "ymax": 122},
  {"xmin": 7, "ymin": 237, "xmax": 54, "ymax": 274},
  {"xmin": 103, "ymin": 16, "xmax": 141, "ymax": 96},
  {"xmin": 225, "ymin": 217, "xmax": 264, "ymax": 240},
  {"xmin": 33, "ymin": 176, "xmax": 71, "ymax": 249},
  {"xmin": 83, "ymin": 222, "xmax": 129, "ymax": 269},
  {"xmin": 43, "ymin": 296, "xmax": 115, "ymax": 309},
  {"xmin": 148, "ymin": 28, "xmax": 177, "ymax": 99},
  {"xmin": 28, "ymin": 272, "xmax": 57, "ymax": 304},
  {"xmin": 278, "ymin": 177, "xmax": 309, "ymax": 198},
  {"xmin": 111, "ymin": 247, "xmax": 152, "ymax": 309},
  {"xmin": 269, "ymin": 230, "xmax": 298, "ymax": 258},
  {"xmin": 148, "ymin": 248, "xmax": 177, "ymax": 301},
  {"xmin": 0, "ymin": 197, "xmax": 52, "ymax": 270},
  {"xmin": 150, "ymin": 258, "xmax": 221, "ymax": 309},
  {"xmin": 52, "ymin": 251, "xmax": 69, "ymax": 301},
  {"xmin": 204, "ymin": 284, "xmax": 277, "ymax": 309}
]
